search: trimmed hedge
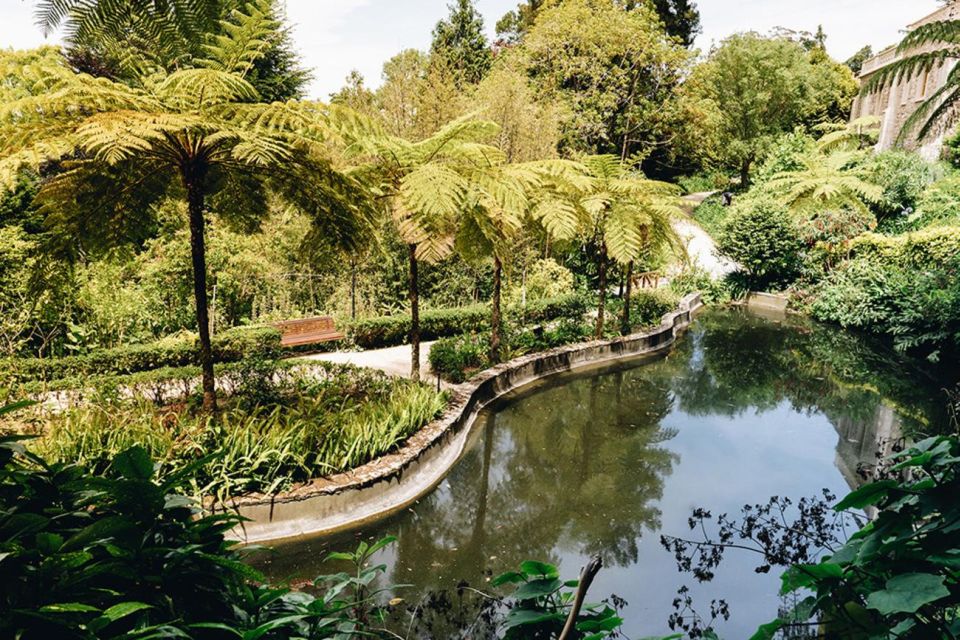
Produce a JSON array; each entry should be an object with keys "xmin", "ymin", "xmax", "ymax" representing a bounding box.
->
[
  {"xmin": 845, "ymin": 227, "xmax": 960, "ymax": 267},
  {"xmin": 349, "ymin": 294, "xmax": 588, "ymax": 350},
  {"xmin": 1, "ymin": 327, "xmax": 281, "ymax": 387}
]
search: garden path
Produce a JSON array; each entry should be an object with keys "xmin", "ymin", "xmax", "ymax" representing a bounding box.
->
[
  {"xmin": 301, "ymin": 342, "xmax": 446, "ymax": 385},
  {"xmin": 672, "ymin": 192, "xmax": 737, "ymax": 279}
]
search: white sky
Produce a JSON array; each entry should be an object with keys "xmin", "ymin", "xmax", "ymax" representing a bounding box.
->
[{"xmin": 1, "ymin": 0, "xmax": 943, "ymax": 98}]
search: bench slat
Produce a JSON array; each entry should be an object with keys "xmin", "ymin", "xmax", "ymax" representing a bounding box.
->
[{"xmin": 273, "ymin": 316, "xmax": 344, "ymax": 347}]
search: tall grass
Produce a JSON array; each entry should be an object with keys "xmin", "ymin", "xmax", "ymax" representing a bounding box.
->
[{"xmin": 27, "ymin": 368, "xmax": 447, "ymax": 503}]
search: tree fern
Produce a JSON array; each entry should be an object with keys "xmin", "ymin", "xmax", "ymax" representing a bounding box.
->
[{"xmin": 0, "ymin": 44, "xmax": 371, "ymax": 411}]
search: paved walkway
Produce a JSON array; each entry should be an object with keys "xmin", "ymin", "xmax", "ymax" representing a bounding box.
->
[
  {"xmin": 672, "ymin": 192, "xmax": 737, "ymax": 279},
  {"xmin": 301, "ymin": 341, "xmax": 443, "ymax": 384}
]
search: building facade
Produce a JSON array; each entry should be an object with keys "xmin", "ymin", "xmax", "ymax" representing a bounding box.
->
[{"xmin": 851, "ymin": 2, "xmax": 960, "ymax": 160}]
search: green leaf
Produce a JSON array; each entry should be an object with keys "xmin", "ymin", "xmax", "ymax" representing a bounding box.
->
[
  {"xmin": 833, "ymin": 480, "xmax": 898, "ymax": 511},
  {"xmin": 502, "ymin": 607, "xmax": 565, "ymax": 629},
  {"xmin": 780, "ymin": 563, "xmax": 843, "ymax": 594},
  {"xmin": 866, "ymin": 573, "xmax": 950, "ymax": 615},
  {"xmin": 111, "ymin": 446, "xmax": 154, "ymax": 481},
  {"xmin": 519, "ymin": 560, "xmax": 559, "ymax": 579},
  {"xmin": 492, "ymin": 571, "xmax": 526, "ymax": 586},
  {"xmin": 102, "ymin": 601, "xmax": 152, "ymax": 621},
  {"xmin": 39, "ymin": 602, "xmax": 101, "ymax": 613},
  {"xmin": 513, "ymin": 577, "xmax": 563, "ymax": 601},
  {"xmin": 749, "ymin": 619, "xmax": 784, "ymax": 640}
]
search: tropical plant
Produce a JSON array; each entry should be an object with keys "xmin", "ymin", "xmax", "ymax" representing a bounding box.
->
[
  {"xmin": 765, "ymin": 151, "xmax": 883, "ymax": 216},
  {"xmin": 816, "ymin": 115, "xmax": 882, "ymax": 152},
  {"xmin": 345, "ymin": 116, "xmax": 501, "ymax": 378},
  {"xmin": 0, "ymin": 2, "xmax": 371, "ymax": 410},
  {"xmin": 533, "ymin": 154, "xmax": 682, "ymax": 338}
]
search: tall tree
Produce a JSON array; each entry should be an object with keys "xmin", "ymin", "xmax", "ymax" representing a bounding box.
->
[
  {"xmin": 687, "ymin": 33, "xmax": 846, "ymax": 187},
  {"xmin": 347, "ymin": 117, "xmax": 500, "ymax": 378},
  {"xmin": 430, "ymin": 0, "xmax": 493, "ymax": 86},
  {"xmin": 37, "ymin": 0, "xmax": 310, "ymax": 100},
  {"xmin": 0, "ymin": 2, "xmax": 369, "ymax": 411},
  {"xmin": 532, "ymin": 155, "xmax": 683, "ymax": 338},
  {"xmin": 497, "ymin": 0, "xmax": 701, "ymax": 47},
  {"xmin": 844, "ymin": 45, "xmax": 874, "ymax": 75},
  {"xmin": 512, "ymin": 0, "xmax": 691, "ymax": 165}
]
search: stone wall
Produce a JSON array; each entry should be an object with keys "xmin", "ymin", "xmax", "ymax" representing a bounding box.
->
[
  {"xmin": 853, "ymin": 3, "xmax": 960, "ymax": 160},
  {"xmin": 223, "ymin": 292, "xmax": 704, "ymax": 544}
]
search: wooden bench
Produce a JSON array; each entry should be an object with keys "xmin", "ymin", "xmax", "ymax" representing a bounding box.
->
[
  {"xmin": 630, "ymin": 270, "xmax": 663, "ymax": 290},
  {"xmin": 273, "ymin": 316, "xmax": 345, "ymax": 347}
]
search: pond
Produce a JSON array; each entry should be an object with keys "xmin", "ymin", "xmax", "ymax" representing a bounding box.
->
[{"xmin": 252, "ymin": 308, "xmax": 952, "ymax": 638}]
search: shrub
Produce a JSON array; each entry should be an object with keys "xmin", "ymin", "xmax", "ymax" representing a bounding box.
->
[
  {"xmin": 428, "ymin": 333, "xmax": 489, "ymax": 383},
  {"xmin": 624, "ymin": 289, "xmax": 679, "ymax": 332},
  {"xmin": 348, "ymin": 294, "xmax": 587, "ymax": 350},
  {"xmin": 669, "ymin": 268, "xmax": 736, "ymax": 304},
  {"xmin": 798, "ymin": 206, "xmax": 876, "ymax": 247},
  {"xmin": 911, "ymin": 174, "xmax": 960, "ymax": 230},
  {"xmin": 752, "ymin": 129, "xmax": 817, "ymax": 186},
  {"xmin": 677, "ymin": 171, "xmax": 730, "ymax": 194},
  {"xmin": 0, "ymin": 434, "xmax": 401, "ymax": 639},
  {"xmin": 27, "ymin": 365, "xmax": 448, "ymax": 501},
  {"xmin": 811, "ymin": 252, "xmax": 960, "ymax": 360},
  {"xmin": 505, "ymin": 258, "xmax": 574, "ymax": 305},
  {"xmin": 867, "ymin": 150, "xmax": 939, "ymax": 220},
  {"xmin": 349, "ymin": 304, "xmax": 489, "ymax": 349},
  {"xmin": 691, "ymin": 195, "xmax": 728, "ymax": 239},
  {"xmin": 717, "ymin": 198, "xmax": 805, "ymax": 290},
  {"xmin": 1, "ymin": 326, "xmax": 282, "ymax": 386}
]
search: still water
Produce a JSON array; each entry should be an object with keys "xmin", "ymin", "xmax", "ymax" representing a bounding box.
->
[{"xmin": 253, "ymin": 309, "xmax": 951, "ymax": 638}]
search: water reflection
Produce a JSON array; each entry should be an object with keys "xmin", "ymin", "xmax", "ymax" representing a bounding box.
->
[{"xmin": 253, "ymin": 309, "xmax": 951, "ymax": 638}]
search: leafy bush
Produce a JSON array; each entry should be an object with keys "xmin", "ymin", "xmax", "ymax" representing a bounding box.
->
[
  {"xmin": 27, "ymin": 365, "xmax": 447, "ymax": 501},
  {"xmin": 677, "ymin": 171, "xmax": 731, "ymax": 194},
  {"xmin": 691, "ymin": 195, "xmax": 728, "ymax": 239},
  {"xmin": 1, "ymin": 326, "xmax": 282, "ymax": 386},
  {"xmin": 348, "ymin": 294, "xmax": 586, "ymax": 350},
  {"xmin": 506, "ymin": 258, "xmax": 575, "ymax": 305},
  {"xmin": 752, "ymin": 129, "xmax": 817, "ymax": 186},
  {"xmin": 867, "ymin": 150, "xmax": 939, "ymax": 220},
  {"xmin": 797, "ymin": 205, "xmax": 876, "ymax": 247},
  {"xmin": 428, "ymin": 333, "xmax": 489, "ymax": 384},
  {"xmin": 509, "ymin": 293, "xmax": 589, "ymax": 325},
  {"xmin": 760, "ymin": 436, "xmax": 960, "ymax": 639},
  {"xmin": 717, "ymin": 198, "xmax": 805, "ymax": 290},
  {"xmin": 624, "ymin": 289, "xmax": 679, "ymax": 332},
  {"xmin": 811, "ymin": 252, "xmax": 960, "ymax": 360},
  {"xmin": 669, "ymin": 268, "xmax": 736, "ymax": 304},
  {"xmin": 910, "ymin": 174, "xmax": 960, "ymax": 230},
  {"xmin": 0, "ymin": 433, "xmax": 400, "ymax": 640}
]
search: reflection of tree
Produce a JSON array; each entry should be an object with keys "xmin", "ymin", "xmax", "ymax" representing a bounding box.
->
[
  {"xmin": 385, "ymin": 366, "xmax": 680, "ymax": 597},
  {"xmin": 668, "ymin": 309, "xmax": 949, "ymax": 436}
]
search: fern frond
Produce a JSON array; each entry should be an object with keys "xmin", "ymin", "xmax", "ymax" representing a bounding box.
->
[
  {"xmin": 156, "ymin": 68, "xmax": 258, "ymax": 109},
  {"xmin": 200, "ymin": 0, "xmax": 275, "ymax": 79}
]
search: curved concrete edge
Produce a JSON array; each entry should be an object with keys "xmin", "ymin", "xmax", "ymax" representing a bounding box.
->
[{"xmin": 225, "ymin": 292, "xmax": 705, "ymax": 544}]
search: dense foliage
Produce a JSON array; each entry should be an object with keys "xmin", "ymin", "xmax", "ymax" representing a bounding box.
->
[{"xmin": 716, "ymin": 198, "xmax": 804, "ymax": 290}]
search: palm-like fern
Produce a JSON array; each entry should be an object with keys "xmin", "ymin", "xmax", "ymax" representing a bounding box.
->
[
  {"xmin": 0, "ymin": 3, "xmax": 370, "ymax": 411},
  {"xmin": 341, "ymin": 115, "xmax": 503, "ymax": 378},
  {"xmin": 532, "ymin": 155, "xmax": 684, "ymax": 338},
  {"xmin": 816, "ymin": 116, "xmax": 882, "ymax": 152},
  {"xmin": 861, "ymin": 12, "xmax": 960, "ymax": 142},
  {"xmin": 765, "ymin": 151, "xmax": 883, "ymax": 215}
]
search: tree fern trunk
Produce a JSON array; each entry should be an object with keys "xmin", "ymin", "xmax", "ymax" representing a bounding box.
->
[
  {"xmin": 408, "ymin": 243, "xmax": 420, "ymax": 380},
  {"xmin": 490, "ymin": 255, "xmax": 503, "ymax": 364},
  {"xmin": 621, "ymin": 260, "xmax": 633, "ymax": 335},
  {"xmin": 595, "ymin": 243, "xmax": 607, "ymax": 340},
  {"xmin": 184, "ymin": 164, "xmax": 216, "ymax": 413}
]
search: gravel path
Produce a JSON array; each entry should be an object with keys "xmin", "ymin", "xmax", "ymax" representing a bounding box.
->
[
  {"xmin": 301, "ymin": 342, "xmax": 444, "ymax": 384},
  {"xmin": 672, "ymin": 192, "xmax": 737, "ymax": 279}
]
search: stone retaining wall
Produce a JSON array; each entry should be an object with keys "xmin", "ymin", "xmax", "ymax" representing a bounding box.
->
[{"xmin": 226, "ymin": 292, "xmax": 704, "ymax": 544}]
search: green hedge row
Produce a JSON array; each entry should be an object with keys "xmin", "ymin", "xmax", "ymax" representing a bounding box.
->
[
  {"xmin": 348, "ymin": 294, "xmax": 588, "ymax": 350},
  {"xmin": 1, "ymin": 327, "xmax": 281, "ymax": 386}
]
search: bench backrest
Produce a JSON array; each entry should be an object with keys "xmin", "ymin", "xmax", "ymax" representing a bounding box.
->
[{"xmin": 273, "ymin": 316, "xmax": 337, "ymax": 336}]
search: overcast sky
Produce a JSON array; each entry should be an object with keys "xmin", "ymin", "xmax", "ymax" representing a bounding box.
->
[{"xmin": 2, "ymin": 0, "xmax": 944, "ymax": 98}]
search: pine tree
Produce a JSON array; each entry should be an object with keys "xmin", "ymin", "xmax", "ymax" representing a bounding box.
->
[{"xmin": 431, "ymin": 0, "xmax": 493, "ymax": 86}]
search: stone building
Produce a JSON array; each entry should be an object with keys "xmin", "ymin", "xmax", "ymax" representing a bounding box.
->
[{"xmin": 851, "ymin": 2, "xmax": 960, "ymax": 160}]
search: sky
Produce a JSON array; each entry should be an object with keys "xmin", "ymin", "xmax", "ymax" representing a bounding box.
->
[{"xmin": 1, "ymin": 0, "xmax": 944, "ymax": 98}]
